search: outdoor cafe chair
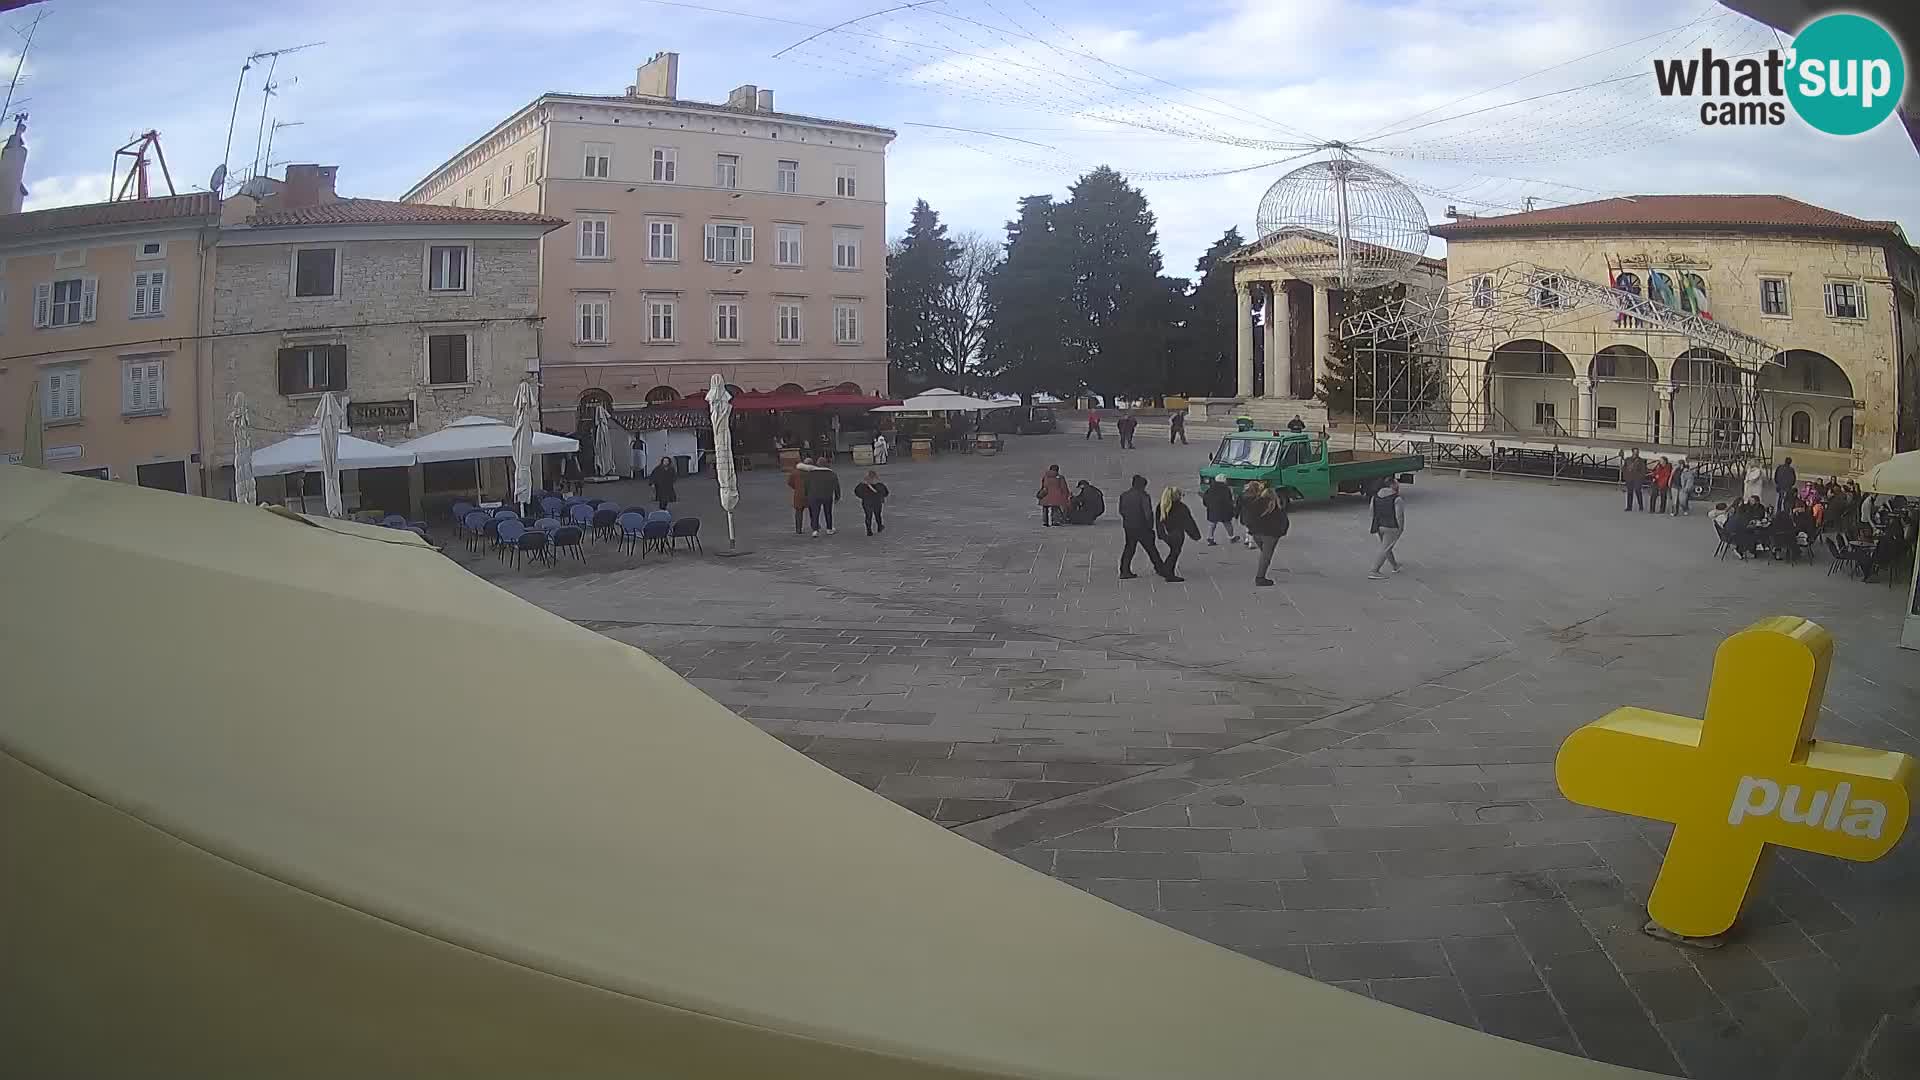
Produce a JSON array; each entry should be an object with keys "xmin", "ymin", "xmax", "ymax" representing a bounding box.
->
[
  {"xmin": 640, "ymin": 518, "xmax": 672, "ymax": 555},
  {"xmin": 568, "ymin": 503, "xmax": 595, "ymax": 528},
  {"xmin": 462, "ymin": 511, "xmax": 492, "ymax": 552},
  {"xmin": 616, "ymin": 511, "xmax": 648, "ymax": 555},
  {"xmin": 494, "ymin": 507, "xmax": 521, "ymax": 520},
  {"xmin": 513, "ymin": 528, "xmax": 551, "ymax": 569},
  {"xmin": 534, "ymin": 517, "xmax": 564, "ymax": 534},
  {"xmin": 551, "ymin": 525, "xmax": 587, "ymax": 563},
  {"xmin": 540, "ymin": 495, "xmax": 566, "ymax": 518},
  {"xmin": 381, "ymin": 514, "xmax": 408, "ymax": 528},
  {"xmin": 1711, "ymin": 521, "xmax": 1731, "ymax": 560},
  {"xmin": 646, "ymin": 509, "xmax": 672, "ymax": 524},
  {"xmin": 590, "ymin": 506, "xmax": 621, "ymax": 542},
  {"xmin": 451, "ymin": 501, "xmax": 476, "ymax": 524},
  {"xmin": 495, "ymin": 520, "xmax": 527, "ymax": 561},
  {"xmin": 668, "ymin": 517, "xmax": 702, "ymax": 552}
]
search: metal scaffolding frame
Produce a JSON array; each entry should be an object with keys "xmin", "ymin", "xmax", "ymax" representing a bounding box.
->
[{"xmin": 1339, "ymin": 261, "xmax": 1785, "ymax": 485}]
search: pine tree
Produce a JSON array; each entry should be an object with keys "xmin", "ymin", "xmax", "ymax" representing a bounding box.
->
[
  {"xmin": 1062, "ymin": 167, "xmax": 1164, "ymax": 403},
  {"xmin": 885, "ymin": 200, "xmax": 958, "ymax": 393},
  {"xmin": 1186, "ymin": 227, "xmax": 1245, "ymax": 396},
  {"xmin": 981, "ymin": 195, "xmax": 1072, "ymax": 401},
  {"xmin": 1316, "ymin": 282, "xmax": 1437, "ymax": 422}
]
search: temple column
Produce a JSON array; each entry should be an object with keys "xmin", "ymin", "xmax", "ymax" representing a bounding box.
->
[
  {"xmin": 1311, "ymin": 284, "xmax": 1332, "ymax": 400},
  {"xmin": 1573, "ymin": 376, "xmax": 1594, "ymax": 438},
  {"xmin": 1266, "ymin": 281, "xmax": 1291, "ymax": 399},
  {"xmin": 1236, "ymin": 282, "xmax": 1256, "ymax": 398},
  {"xmin": 1654, "ymin": 379, "xmax": 1675, "ymax": 445}
]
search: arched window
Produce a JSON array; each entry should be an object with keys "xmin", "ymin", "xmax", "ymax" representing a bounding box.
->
[
  {"xmin": 1838, "ymin": 414, "xmax": 1854, "ymax": 450},
  {"xmin": 775, "ymin": 382, "xmax": 806, "ymax": 394},
  {"xmin": 832, "ymin": 381, "xmax": 862, "ymax": 394},
  {"xmin": 644, "ymin": 385, "xmax": 680, "ymax": 405},
  {"xmin": 1788, "ymin": 410, "xmax": 1811, "ymax": 446}
]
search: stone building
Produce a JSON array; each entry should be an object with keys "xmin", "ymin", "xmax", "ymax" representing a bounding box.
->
[
  {"xmin": 209, "ymin": 165, "xmax": 563, "ymax": 509},
  {"xmin": 400, "ymin": 52, "xmax": 895, "ymax": 428},
  {"xmin": 1429, "ymin": 195, "xmax": 1920, "ymax": 478}
]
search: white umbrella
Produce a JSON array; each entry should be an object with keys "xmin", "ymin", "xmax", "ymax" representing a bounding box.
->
[
  {"xmin": 873, "ymin": 388, "xmax": 1019, "ymax": 413},
  {"xmin": 593, "ymin": 405, "xmax": 620, "ymax": 479},
  {"xmin": 511, "ymin": 380, "xmax": 538, "ymax": 513},
  {"xmin": 252, "ymin": 429, "xmax": 415, "ymax": 476},
  {"xmin": 396, "ymin": 416, "xmax": 580, "ymax": 463},
  {"xmin": 230, "ymin": 392, "xmax": 256, "ymax": 505},
  {"xmin": 316, "ymin": 392, "xmax": 346, "ymax": 518},
  {"xmin": 708, "ymin": 374, "xmax": 739, "ymax": 552},
  {"xmin": 21, "ymin": 378, "xmax": 43, "ymax": 468}
]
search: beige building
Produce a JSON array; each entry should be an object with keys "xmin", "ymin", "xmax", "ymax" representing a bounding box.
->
[
  {"xmin": 1429, "ymin": 195, "xmax": 1920, "ymax": 477},
  {"xmin": 0, "ymin": 174, "xmax": 220, "ymax": 492},
  {"xmin": 403, "ymin": 52, "xmax": 895, "ymax": 428},
  {"xmin": 210, "ymin": 165, "xmax": 562, "ymax": 511}
]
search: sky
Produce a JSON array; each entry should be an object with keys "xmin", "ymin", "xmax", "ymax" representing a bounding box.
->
[{"xmin": 9, "ymin": 0, "xmax": 1919, "ymax": 277}]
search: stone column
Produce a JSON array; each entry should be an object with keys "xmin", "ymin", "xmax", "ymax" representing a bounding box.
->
[
  {"xmin": 1311, "ymin": 284, "xmax": 1332, "ymax": 400},
  {"xmin": 1653, "ymin": 380, "xmax": 1675, "ymax": 445},
  {"xmin": 1573, "ymin": 376, "xmax": 1594, "ymax": 438},
  {"xmin": 1266, "ymin": 281, "xmax": 1291, "ymax": 399},
  {"xmin": 1236, "ymin": 282, "xmax": 1255, "ymax": 399}
]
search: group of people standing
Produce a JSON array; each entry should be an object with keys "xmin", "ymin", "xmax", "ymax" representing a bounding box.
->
[
  {"xmin": 1619, "ymin": 448, "xmax": 1697, "ymax": 516},
  {"xmin": 1084, "ymin": 408, "xmax": 1189, "ymax": 447},
  {"xmin": 789, "ymin": 455, "xmax": 892, "ymax": 538}
]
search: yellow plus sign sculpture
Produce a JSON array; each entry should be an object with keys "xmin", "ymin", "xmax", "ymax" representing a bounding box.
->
[{"xmin": 1556, "ymin": 616, "xmax": 1915, "ymax": 939}]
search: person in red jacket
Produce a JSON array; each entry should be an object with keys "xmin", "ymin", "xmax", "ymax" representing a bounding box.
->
[
  {"xmin": 1649, "ymin": 457, "xmax": 1673, "ymax": 515},
  {"xmin": 1085, "ymin": 408, "xmax": 1103, "ymax": 440},
  {"xmin": 1037, "ymin": 464, "xmax": 1071, "ymax": 526}
]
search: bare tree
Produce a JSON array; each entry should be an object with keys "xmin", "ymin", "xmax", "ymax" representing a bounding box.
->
[{"xmin": 936, "ymin": 230, "xmax": 999, "ymax": 388}]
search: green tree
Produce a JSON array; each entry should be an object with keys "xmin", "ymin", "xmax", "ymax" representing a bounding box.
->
[
  {"xmin": 1062, "ymin": 166, "xmax": 1164, "ymax": 403},
  {"xmin": 1185, "ymin": 227, "xmax": 1245, "ymax": 396},
  {"xmin": 981, "ymin": 195, "xmax": 1073, "ymax": 402},
  {"xmin": 1317, "ymin": 282, "xmax": 1438, "ymax": 423},
  {"xmin": 885, "ymin": 199, "xmax": 958, "ymax": 394}
]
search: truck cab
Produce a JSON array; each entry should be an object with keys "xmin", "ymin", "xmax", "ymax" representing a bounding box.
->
[{"xmin": 1199, "ymin": 431, "xmax": 1423, "ymax": 502}]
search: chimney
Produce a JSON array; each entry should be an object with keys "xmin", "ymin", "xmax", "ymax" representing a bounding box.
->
[
  {"xmin": 0, "ymin": 114, "xmax": 26, "ymax": 215},
  {"xmin": 726, "ymin": 84, "xmax": 759, "ymax": 111},
  {"xmin": 633, "ymin": 51, "xmax": 679, "ymax": 99},
  {"xmin": 756, "ymin": 88, "xmax": 774, "ymax": 112},
  {"xmin": 280, "ymin": 164, "xmax": 338, "ymax": 209}
]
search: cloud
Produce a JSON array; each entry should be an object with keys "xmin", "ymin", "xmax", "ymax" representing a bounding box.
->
[{"xmin": 24, "ymin": 171, "xmax": 111, "ymax": 211}]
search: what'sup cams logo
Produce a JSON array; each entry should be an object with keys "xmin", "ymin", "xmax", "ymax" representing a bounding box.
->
[{"xmin": 1654, "ymin": 12, "xmax": 1906, "ymax": 135}]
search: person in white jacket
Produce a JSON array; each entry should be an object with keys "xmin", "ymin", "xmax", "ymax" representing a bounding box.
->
[{"xmin": 872, "ymin": 432, "xmax": 890, "ymax": 466}]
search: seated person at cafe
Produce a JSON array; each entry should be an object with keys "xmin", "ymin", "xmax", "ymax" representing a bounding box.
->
[
  {"xmin": 1067, "ymin": 480, "xmax": 1106, "ymax": 525},
  {"xmin": 1726, "ymin": 496, "xmax": 1769, "ymax": 559},
  {"xmin": 1860, "ymin": 529, "xmax": 1905, "ymax": 582}
]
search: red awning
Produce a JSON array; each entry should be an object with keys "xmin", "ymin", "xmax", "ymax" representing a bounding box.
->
[{"xmin": 679, "ymin": 391, "xmax": 901, "ymax": 413}]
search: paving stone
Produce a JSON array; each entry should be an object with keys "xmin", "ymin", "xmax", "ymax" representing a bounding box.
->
[
  {"xmin": 1062, "ymin": 878, "xmax": 1161, "ymax": 912},
  {"xmin": 1445, "ymin": 934, "xmax": 1546, "ymax": 997},
  {"xmin": 1301, "ymin": 852, "xmax": 1387, "ymax": 879},
  {"xmin": 1279, "ymin": 879, "xmax": 1377, "ymax": 910},
  {"xmin": 1159, "ymin": 880, "xmax": 1285, "ymax": 911},
  {"xmin": 1862, "ymin": 1018, "xmax": 1920, "ymax": 1080},
  {"xmin": 1115, "ymin": 827, "xmax": 1233, "ymax": 852},
  {"xmin": 1053, "ymin": 850, "xmax": 1201, "ymax": 881},
  {"xmin": 1628, "ymin": 966, "xmax": 1722, "ymax": 1021},
  {"xmin": 1689, "ymin": 943, "xmax": 1781, "ymax": 996},
  {"xmin": 1470, "ymin": 990, "xmax": 1574, "ymax": 1042},
  {"xmin": 1383, "ymin": 843, "xmax": 1604, "ymax": 877},
  {"xmin": 1307, "ymin": 941, "xmax": 1452, "ymax": 981},
  {"xmin": 1192, "ymin": 852, "xmax": 1308, "ymax": 881},
  {"xmin": 1596, "ymin": 927, "xmax": 1692, "ymax": 974},
  {"xmin": 1368, "ymin": 975, "xmax": 1477, "ymax": 1026}
]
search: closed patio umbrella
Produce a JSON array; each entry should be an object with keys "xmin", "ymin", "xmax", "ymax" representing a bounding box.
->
[
  {"xmin": 230, "ymin": 393, "xmax": 256, "ymax": 506},
  {"xmin": 512, "ymin": 379, "xmax": 537, "ymax": 514},
  {"xmin": 316, "ymin": 392, "xmax": 346, "ymax": 518},
  {"xmin": 594, "ymin": 405, "xmax": 620, "ymax": 479},
  {"xmin": 708, "ymin": 374, "xmax": 739, "ymax": 552},
  {"xmin": 21, "ymin": 378, "xmax": 42, "ymax": 468}
]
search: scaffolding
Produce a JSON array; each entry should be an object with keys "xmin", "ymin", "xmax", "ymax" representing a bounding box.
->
[{"xmin": 1340, "ymin": 261, "xmax": 1784, "ymax": 486}]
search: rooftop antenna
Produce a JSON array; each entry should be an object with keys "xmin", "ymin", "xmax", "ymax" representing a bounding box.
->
[
  {"xmin": 1, "ymin": 8, "xmax": 45, "ymax": 119},
  {"xmin": 110, "ymin": 131, "xmax": 176, "ymax": 200},
  {"xmin": 239, "ymin": 42, "xmax": 322, "ymax": 187},
  {"xmin": 263, "ymin": 118, "xmax": 303, "ymax": 173}
]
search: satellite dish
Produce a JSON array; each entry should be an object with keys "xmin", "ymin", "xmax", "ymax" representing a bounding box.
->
[{"xmin": 209, "ymin": 164, "xmax": 228, "ymax": 193}]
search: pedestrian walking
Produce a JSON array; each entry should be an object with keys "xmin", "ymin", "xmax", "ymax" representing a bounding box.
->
[
  {"xmin": 788, "ymin": 456, "xmax": 811, "ymax": 534},
  {"xmin": 1774, "ymin": 457, "xmax": 1797, "ymax": 514},
  {"xmin": 854, "ymin": 470, "xmax": 890, "ymax": 536},
  {"xmin": 1037, "ymin": 464, "xmax": 1071, "ymax": 527},
  {"xmin": 1156, "ymin": 486, "xmax": 1200, "ymax": 582},
  {"xmin": 1366, "ymin": 477, "xmax": 1405, "ymax": 579},
  {"xmin": 1117, "ymin": 412, "xmax": 1138, "ymax": 449},
  {"xmin": 1671, "ymin": 460, "xmax": 1695, "ymax": 516},
  {"xmin": 649, "ymin": 457, "xmax": 679, "ymax": 511},
  {"xmin": 1202, "ymin": 476, "xmax": 1239, "ymax": 545},
  {"xmin": 872, "ymin": 432, "xmax": 890, "ymax": 466},
  {"xmin": 1649, "ymin": 457, "xmax": 1672, "ymax": 515},
  {"xmin": 1621, "ymin": 448, "xmax": 1647, "ymax": 512},
  {"xmin": 1240, "ymin": 480, "xmax": 1290, "ymax": 586},
  {"xmin": 1117, "ymin": 474, "xmax": 1168, "ymax": 580},
  {"xmin": 1169, "ymin": 410, "xmax": 1188, "ymax": 445},
  {"xmin": 804, "ymin": 454, "xmax": 841, "ymax": 536},
  {"xmin": 1286, "ymin": 416, "xmax": 1306, "ymax": 433},
  {"xmin": 1086, "ymin": 407, "xmax": 1104, "ymax": 440}
]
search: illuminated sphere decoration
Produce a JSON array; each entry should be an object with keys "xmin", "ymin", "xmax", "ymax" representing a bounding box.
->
[{"xmin": 1254, "ymin": 158, "xmax": 1431, "ymax": 290}]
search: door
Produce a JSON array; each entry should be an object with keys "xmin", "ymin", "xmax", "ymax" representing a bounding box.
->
[{"xmin": 136, "ymin": 460, "xmax": 188, "ymax": 493}]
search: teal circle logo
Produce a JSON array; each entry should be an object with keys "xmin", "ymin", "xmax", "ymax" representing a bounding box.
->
[{"xmin": 1787, "ymin": 14, "xmax": 1906, "ymax": 136}]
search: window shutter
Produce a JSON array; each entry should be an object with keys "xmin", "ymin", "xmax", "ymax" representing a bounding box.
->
[
  {"xmin": 277, "ymin": 348, "xmax": 299, "ymax": 395},
  {"xmin": 1855, "ymin": 287, "xmax": 1866, "ymax": 319},
  {"xmin": 739, "ymin": 225, "xmax": 753, "ymax": 263},
  {"xmin": 150, "ymin": 269, "xmax": 165, "ymax": 313},
  {"xmin": 81, "ymin": 277, "xmax": 97, "ymax": 323},
  {"xmin": 33, "ymin": 282, "xmax": 50, "ymax": 327},
  {"xmin": 327, "ymin": 344, "xmax": 349, "ymax": 391},
  {"xmin": 1823, "ymin": 282, "xmax": 1836, "ymax": 317},
  {"xmin": 123, "ymin": 363, "xmax": 139, "ymax": 412},
  {"xmin": 704, "ymin": 224, "xmax": 717, "ymax": 262},
  {"xmin": 132, "ymin": 273, "xmax": 147, "ymax": 315},
  {"xmin": 145, "ymin": 361, "xmax": 163, "ymax": 409}
]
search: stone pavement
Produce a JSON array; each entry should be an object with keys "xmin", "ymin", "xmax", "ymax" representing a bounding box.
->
[{"xmin": 465, "ymin": 433, "xmax": 1920, "ymax": 1079}]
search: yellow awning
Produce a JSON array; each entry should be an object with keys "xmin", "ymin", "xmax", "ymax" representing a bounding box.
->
[{"xmin": 0, "ymin": 464, "xmax": 1646, "ymax": 1078}]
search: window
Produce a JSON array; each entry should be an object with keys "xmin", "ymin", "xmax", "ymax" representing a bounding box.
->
[
  {"xmin": 776, "ymin": 302, "xmax": 802, "ymax": 343},
  {"xmin": 1839, "ymin": 414, "xmax": 1854, "ymax": 449},
  {"xmin": 1532, "ymin": 401, "xmax": 1556, "ymax": 428},
  {"xmin": 652, "ymin": 147, "xmax": 677, "ymax": 182},
  {"xmin": 1533, "ymin": 275, "xmax": 1561, "ymax": 309},
  {"xmin": 43, "ymin": 366, "xmax": 80, "ymax": 420},
  {"xmin": 1215, "ymin": 437, "xmax": 1280, "ymax": 468},
  {"xmin": 583, "ymin": 142, "xmax": 611, "ymax": 179},
  {"xmin": 502, "ymin": 163, "xmax": 514, "ymax": 195},
  {"xmin": 466, "ymin": 187, "xmax": 474, "ymax": 206},
  {"xmin": 131, "ymin": 269, "xmax": 167, "ymax": 317},
  {"xmin": 427, "ymin": 333, "xmax": 470, "ymax": 385},
  {"xmin": 776, "ymin": 159, "xmax": 798, "ymax": 193},
  {"xmin": 648, "ymin": 299, "xmax": 676, "ymax": 343},
  {"xmin": 715, "ymin": 153, "xmax": 739, "ymax": 189},
  {"xmin": 578, "ymin": 216, "xmax": 609, "ymax": 259},
  {"xmin": 426, "ymin": 244, "xmax": 468, "ymax": 292},
  {"xmin": 775, "ymin": 224, "xmax": 803, "ymax": 266},
  {"xmin": 1788, "ymin": 410, "xmax": 1811, "ymax": 445},
  {"xmin": 123, "ymin": 357, "xmax": 164, "ymax": 414},
  {"xmin": 1596, "ymin": 405, "xmax": 1618, "ymax": 430},
  {"xmin": 834, "ymin": 301, "xmax": 860, "ymax": 343},
  {"xmin": 1824, "ymin": 281, "xmax": 1863, "ymax": 320},
  {"xmin": 577, "ymin": 296, "xmax": 609, "ymax": 344},
  {"xmin": 703, "ymin": 222, "xmax": 753, "ymax": 264},
  {"xmin": 276, "ymin": 344, "xmax": 347, "ymax": 396},
  {"xmin": 713, "ymin": 301, "xmax": 740, "ymax": 342},
  {"xmin": 835, "ymin": 164, "xmax": 857, "ymax": 197},
  {"xmin": 1593, "ymin": 353, "xmax": 1616, "ymax": 378},
  {"xmin": 1760, "ymin": 277, "xmax": 1789, "ymax": 316},
  {"xmin": 292, "ymin": 248, "xmax": 338, "ymax": 298},
  {"xmin": 525, "ymin": 149, "xmax": 537, "ymax": 183},
  {"xmin": 36, "ymin": 277, "xmax": 95, "ymax": 327},
  {"xmin": 647, "ymin": 219, "xmax": 677, "ymax": 261},
  {"xmin": 483, "ymin": 177, "xmax": 494, "ymax": 205},
  {"xmin": 136, "ymin": 240, "xmax": 165, "ymax": 261},
  {"xmin": 833, "ymin": 228, "xmax": 859, "ymax": 270},
  {"xmin": 1471, "ymin": 275, "xmax": 1493, "ymax": 309}
]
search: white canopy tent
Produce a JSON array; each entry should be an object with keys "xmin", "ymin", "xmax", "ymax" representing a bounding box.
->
[
  {"xmin": 252, "ymin": 427, "xmax": 416, "ymax": 477},
  {"xmin": 396, "ymin": 415, "xmax": 580, "ymax": 464},
  {"xmin": 873, "ymin": 388, "xmax": 1018, "ymax": 413}
]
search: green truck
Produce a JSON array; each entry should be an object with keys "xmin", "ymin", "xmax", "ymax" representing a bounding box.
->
[{"xmin": 1198, "ymin": 431, "xmax": 1424, "ymax": 502}]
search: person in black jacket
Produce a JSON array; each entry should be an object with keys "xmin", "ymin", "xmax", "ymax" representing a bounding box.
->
[
  {"xmin": 1774, "ymin": 457, "xmax": 1798, "ymax": 513},
  {"xmin": 853, "ymin": 470, "xmax": 889, "ymax": 536},
  {"xmin": 1156, "ymin": 486, "xmax": 1201, "ymax": 582},
  {"xmin": 1240, "ymin": 480, "xmax": 1290, "ymax": 586},
  {"xmin": 649, "ymin": 457, "xmax": 678, "ymax": 511},
  {"xmin": 1068, "ymin": 480, "xmax": 1105, "ymax": 525},
  {"xmin": 802, "ymin": 458, "xmax": 841, "ymax": 536},
  {"xmin": 1116, "ymin": 474, "xmax": 1167, "ymax": 580},
  {"xmin": 1202, "ymin": 476, "xmax": 1239, "ymax": 545}
]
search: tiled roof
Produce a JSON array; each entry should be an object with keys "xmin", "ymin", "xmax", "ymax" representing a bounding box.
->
[
  {"xmin": 246, "ymin": 198, "xmax": 565, "ymax": 230},
  {"xmin": 547, "ymin": 92, "xmax": 896, "ymax": 137},
  {"xmin": 1430, "ymin": 195, "xmax": 1902, "ymax": 239},
  {"xmin": 0, "ymin": 192, "xmax": 217, "ymax": 241}
]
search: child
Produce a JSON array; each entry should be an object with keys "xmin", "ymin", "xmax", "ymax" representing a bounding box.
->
[{"xmin": 854, "ymin": 470, "xmax": 890, "ymax": 536}]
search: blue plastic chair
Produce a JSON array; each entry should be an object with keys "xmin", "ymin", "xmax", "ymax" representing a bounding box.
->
[
  {"xmin": 495, "ymin": 519, "xmax": 527, "ymax": 561},
  {"xmin": 590, "ymin": 506, "xmax": 621, "ymax": 542},
  {"xmin": 512, "ymin": 528, "xmax": 550, "ymax": 569},
  {"xmin": 461, "ymin": 510, "xmax": 490, "ymax": 551},
  {"xmin": 616, "ymin": 511, "xmax": 648, "ymax": 555},
  {"xmin": 451, "ymin": 501, "xmax": 476, "ymax": 526},
  {"xmin": 640, "ymin": 518, "xmax": 672, "ymax": 556},
  {"xmin": 540, "ymin": 495, "xmax": 566, "ymax": 519},
  {"xmin": 534, "ymin": 517, "xmax": 563, "ymax": 534},
  {"xmin": 646, "ymin": 509, "xmax": 672, "ymax": 524},
  {"xmin": 551, "ymin": 524, "xmax": 587, "ymax": 563},
  {"xmin": 494, "ymin": 507, "xmax": 520, "ymax": 521},
  {"xmin": 568, "ymin": 502, "xmax": 595, "ymax": 529},
  {"xmin": 380, "ymin": 514, "xmax": 407, "ymax": 528},
  {"xmin": 668, "ymin": 516, "xmax": 702, "ymax": 552}
]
